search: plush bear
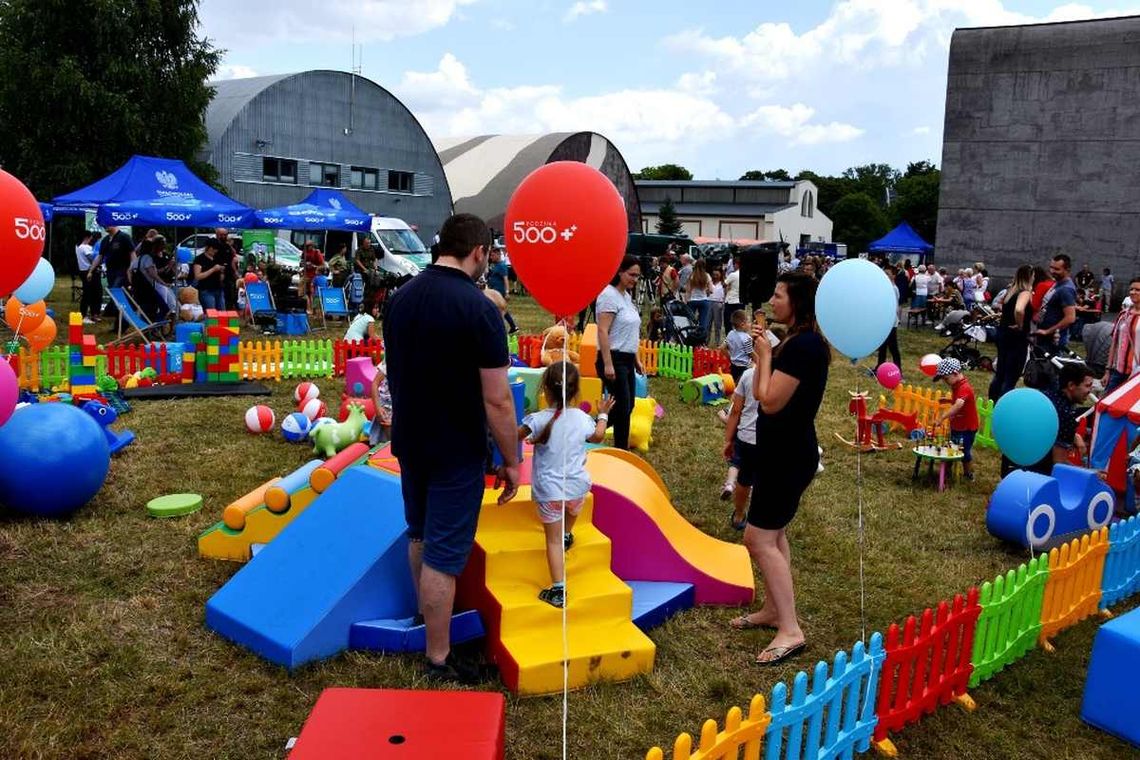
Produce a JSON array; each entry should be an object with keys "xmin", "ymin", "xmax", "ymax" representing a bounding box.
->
[
  {"xmin": 541, "ymin": 324, "xmax": 580, "ymax": 366},
  {"xmin": 178, "ymin": 286, "xmax": 204, "ymax": 322}
]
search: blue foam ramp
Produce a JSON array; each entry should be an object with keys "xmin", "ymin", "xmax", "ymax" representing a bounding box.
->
[
  {"xmin": 205, "ymin": 466, "xmax": 416, "ymax": 669},
  {"xmin": 349, "ymin": 609, "xmax": 485, "ymax": 653},
  {"xmin": 628, "ymin": 581, "xmax": 695, "ymax": 631},
  {"xmin": 1081, "ymin": 606, "xmax": 1140, "ymax": 746}
]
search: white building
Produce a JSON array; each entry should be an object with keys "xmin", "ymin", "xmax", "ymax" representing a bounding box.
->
[{"xmin": 637, "ymin": 179, "xmax": 832, "ymax": 245}]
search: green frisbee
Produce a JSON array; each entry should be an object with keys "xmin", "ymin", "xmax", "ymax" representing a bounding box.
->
[{"xmin": 147, "ymin": 493, "xmax": 203, "ymax": 518}]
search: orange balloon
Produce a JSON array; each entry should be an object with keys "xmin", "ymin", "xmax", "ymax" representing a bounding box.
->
[
  {"xmin": 4, "ymin": 298, "xmax": 45, "ymax": 333},
  {"xmin": 23, "ymin": 315, "xmax": 56, "ymax": 352}
]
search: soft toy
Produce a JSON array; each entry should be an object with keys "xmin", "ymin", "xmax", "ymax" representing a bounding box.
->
[
  {"xmin": 178, "ymin": 286, "xmax": 204, "ymax": 322},
  {"xmin": 606, "ymin": 396, "xmax": 657, "ymax": 454},
  {"xmin": 310, "ymin": 403, "xmax": 367, "ymax": 457},
  {"xmin": 121, "ymin": 367, "xmax": 158, "ymax": 389},
  {"xmin": 541, "ymin": 324, "xmax": 580, "ymax": 366},
  {"xmin": 338, "ymin": 393, "xmax": 376, "ymax": 421}
]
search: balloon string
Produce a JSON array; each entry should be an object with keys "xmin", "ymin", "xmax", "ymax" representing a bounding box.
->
[
  {"xmin": 855, "ymin": 363, "xmax": 867, "ymax": 645},
  {"xmin": 559, "ymin": 318, "xmax": 569, "ymax": 760}
]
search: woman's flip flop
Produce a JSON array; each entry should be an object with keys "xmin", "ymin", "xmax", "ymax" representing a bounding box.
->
[
  {"xmin": 755, "ymin": 641, "xmax": 807, "ymax": 666},
  {"xmin": 728, "ymin": 614, "xmax": 776, "ymax": 631}
]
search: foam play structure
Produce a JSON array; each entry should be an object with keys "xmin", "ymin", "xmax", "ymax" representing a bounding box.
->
[
  {"xmin": 204, "ymin": 441, "xmax": 753, "ymax": 692},
  {"xmin": 987, "ymin": 463, "xmax": 1114, "ymax": 550},
  {"xmin": 1089, "ymin": 372, "xmax": 1140, "ymax": 514},
  {"xmin": 289, "ymin": 688, "xmax": 505, "ymax": 759},
  {"xmin": 1081, "ymin": 606, "xmax": 1140, "ymax": 747},
  {"xmin": 680, "ymin": 373, "xmax": 735, "ymax": 405}
]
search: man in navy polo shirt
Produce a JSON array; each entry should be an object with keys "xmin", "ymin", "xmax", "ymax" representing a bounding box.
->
[{"xmin": 383, "ymin": 213, "xmax": 520, "ymax": 684}]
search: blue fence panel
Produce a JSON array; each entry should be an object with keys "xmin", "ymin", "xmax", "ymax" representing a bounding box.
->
[
  {"xmin": 1102, "ymin": 515, "xmax": 1140, "ymax": 610},
  {"xmin": 764, "ymin": 633, "xmax": 884, "ymax": 760}
]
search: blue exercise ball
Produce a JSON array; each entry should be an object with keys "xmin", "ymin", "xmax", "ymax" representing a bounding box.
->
[
  {"xmin": 0, "ymin": 403, "xmax": 110, "ymax": 517},
  {"xmin": 815, "ymin": 258, "xmax": 897, "ymax": 359},
  {"xmin": 992, "ymin": 387, "xmax": 1058, "ymax": 466}
]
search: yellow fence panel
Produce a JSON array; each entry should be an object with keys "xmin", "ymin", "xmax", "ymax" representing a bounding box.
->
[
  {"xmin": 1039, "ymin": 527, "xmax": 1110, "ymax": 651},
  {"xmin": 646, "ymin": 694, "xmax": 768, "ymax": 760}
]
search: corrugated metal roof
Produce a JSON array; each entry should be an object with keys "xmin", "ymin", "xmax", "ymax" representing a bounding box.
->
[
  {"xmin": 640, "ymin": 201, "xmax": 795, "ymax": 217},
  {"xmin": 636, "ymin": 180, "xmax": 798, "ymax": 189},
  {"xmin": 206, "ymin": 74, "xmax": 292, "ymax": 143}
]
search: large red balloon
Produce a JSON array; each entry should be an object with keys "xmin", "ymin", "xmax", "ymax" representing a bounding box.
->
[
  {"xmin": 504, "ymin": 162, "xmax": 627, "ymax": 316},
  {"xmin": 0, "ymin": 169, "xmax": 45, "ymax": 298}
]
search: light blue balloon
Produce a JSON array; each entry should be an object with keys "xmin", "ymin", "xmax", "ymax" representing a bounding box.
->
[
  {"xmin": 992, "ymin": 387, "xmax": 1058, "ymax": 466},
  {"xmin": 13, "ymin": 258, "xmax": 55, "ymax": 303},
  {"xmin": 815, "ymin": 258, "xmax": 896, "ymax": 359}
]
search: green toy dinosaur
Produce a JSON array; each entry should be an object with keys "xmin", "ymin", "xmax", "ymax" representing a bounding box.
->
[{"xmin": 310, "ymin": 403, "xmax": 367, "ymax": 458}]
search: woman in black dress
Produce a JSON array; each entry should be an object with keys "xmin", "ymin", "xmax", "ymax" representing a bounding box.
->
[{"xmin": 729, "ymin": 271, "xmax": 830, "ymax": 666}]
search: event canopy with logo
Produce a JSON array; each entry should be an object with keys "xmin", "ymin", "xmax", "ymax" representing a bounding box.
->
[
  {"xmin": 1090, "ymin": 372, "xmax": 1140, "ymax": 512},
  {"xmin": 868, "ymin": 221, "xmax": 934, "ymax": 262},
  {"xmin": 51, "ymin": 155, "xmax": 255, "ymax": 228},
  {"xmin": 252, "ymin": 188, "xmax": 371, "ymax": 231}
]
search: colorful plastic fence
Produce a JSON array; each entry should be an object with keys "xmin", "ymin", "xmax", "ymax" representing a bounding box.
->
[
  {"xmin": 507, "ymin": 333, "xmax": 519, "ymax": 356},
  {"xmin": 333, "ymin": 338, "xmax": 384, "ymax": 376},
  {"xmin": 517, "ymin": 335, "xmax": 543, "ymax": 368},
  {"xmin": 13, "ymin": 345, "xmax": 69, "ymax": 391},
  {"xmin": 646, "ymin": 695, "xmax": 770, "ymax": 760},
  {"xmin": 975, "ymin": 398, "xmax": 997, "ymax": 450},
  {"xmin": 872, "ymin": 591, "xmax": 980, "ymax": 755},
  {"xmin": 887, "ymin": 385, "xmax": 950, "ymax": 434},
  {"xmin": 693, "ymin": 347, "xmax": 730, "ymax": 378},
  {"xmin": 765, "ymin": 636, "xmax": 883, "ymax": 760},
  {"xmin": 639, "ymin": 340, "xmax": 660, "ymax": 377},
  {"xmin": 659, "ymin": 344, "xmax": 695, "ymax": 380},
  {"xmin": 1101, "ymin": 515, "xmax": 1140, "ymax": 610},
  {"xmin": 969, "ymin": 554, "xmax": 1048, "ymax": 688},
  {"xmin": 238, "ymin": 340, "xmax": 334, "ymax": 381},
  {"xmin": 1038, "ymin": 528, "xmax": 1109, "ymax": 651},
  {"xmin": 104, "ymin": 344, "xmax": 168, "ymax": 379}
]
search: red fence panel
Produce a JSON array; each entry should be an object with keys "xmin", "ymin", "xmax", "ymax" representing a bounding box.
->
[
  {"xmin": 105, "ymin": 344, "xmax": 167, "ymax": 378},
  {"xmin": 872, "ymin": 587, "xmax": 981, "ymax": 755},
  {"xmin": 333, "ymin": 339, "xmax": 384, "ymax": 376}
]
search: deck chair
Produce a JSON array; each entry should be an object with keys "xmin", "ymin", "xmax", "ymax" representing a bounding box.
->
[
  {"xmin": 108, "ymin": 287, "xmax": 170, "ymax": 345},
  {"xmin": 317, "ymin": 285, "xmax": 351, "ymax": 329},
  {"xmin": 245, "ymin": 280, "xmax": 279, "ymax": 334}
]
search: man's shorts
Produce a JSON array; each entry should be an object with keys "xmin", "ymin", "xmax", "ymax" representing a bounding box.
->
[
  {"xmin": 399, "ymin": 457, "xmax": 485, "ymax": 576},
  {"xmin": 537, "ymin": 496, "xmax": 587, "ymax": 525}
]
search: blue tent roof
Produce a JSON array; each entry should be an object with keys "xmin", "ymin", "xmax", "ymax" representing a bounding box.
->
[
  {"xmin": 252, "ymin": 188, "xmax": 371, "ymax": 231},
  {"xmin": 51, "ymin": 155, "xmax": 254, "ymax": 228},
  {"xmin": 868, "ymin": 222, "xmax": 933, "ymax": 255}
]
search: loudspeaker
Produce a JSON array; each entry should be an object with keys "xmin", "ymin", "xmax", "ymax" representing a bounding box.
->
[{"xmin": 738, "ymin": 243, "xmax": 782, "ymax": 310}]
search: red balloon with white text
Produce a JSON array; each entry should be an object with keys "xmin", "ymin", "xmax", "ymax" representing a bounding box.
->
[
  {"xmin": 504, "ymin": 162, "xmax": 627, "ymax": 317},
  {"xmin": 0, "ymin": 169, "xmax": 45, "ymax": 298}
]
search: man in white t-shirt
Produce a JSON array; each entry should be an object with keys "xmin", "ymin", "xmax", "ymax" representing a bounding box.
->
[
  {"xmin": 722, "ymin": 253, "xmax": 742, "ymax": 335},
  {"xmin": 912, "ymin": 267, "xmax": 930, "ymax": 325},
  {"xmin": 925, "ymin": 264, "xmax": 942, "ymax": 296},
  {"xmin": 75, "ymin": 230, "xmax": 102, "ymax": 323}
]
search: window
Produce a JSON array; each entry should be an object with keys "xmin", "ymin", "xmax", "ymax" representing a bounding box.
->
[
  {"xmin": 351, "ymin": 166, "xmax": 380, "ymax": 190},
  {"xmin": 309, "ymin": 162, "xmax": 340, "ymax": 187},
  {"xmin": 801, "ymin": 190, "xmax": 814, "ymax": 218},
  {"xmin": 262, "ymin": 157, "xmax": 297, "ymax": 184},
  {"xmin": 388, "ymin": 170, "xmax": 414, "ymax": 193}
]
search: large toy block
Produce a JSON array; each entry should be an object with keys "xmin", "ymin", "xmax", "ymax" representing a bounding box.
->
[
  {"xmin": 289, "ymin": 688, "xmax": 505, "ymax": 760},
  {"xmin": 349, "ymin": 610, "xmax": 485, "ymax": 653},
  {"xmin": 507, "ymin": 366, "xmax": 544, "ymax": 412},
  {"xmin": 344, "ymin": 356, "xmax": 378, "ymax": 396},
  {"xmin": 175, "ymin": 322, "xmax": 203, "ymax": 345},
  {"xmin": 987, "ymin": 464, "xmax": 1114, "ymax": 550},
  {"xmin": 628, "ymin": 581, "xmax": 695, "ymax": 631},
  {"xmin": 1081, "ymin": 606, "xmax": 1140, "ymax": 746},
  {"xmin": 205, "ymin": 466, "xmax": 416, "ymax": 668},
  {"xmin": 578, "ymin": 323, "xmax": 598, "ymax": 377}
]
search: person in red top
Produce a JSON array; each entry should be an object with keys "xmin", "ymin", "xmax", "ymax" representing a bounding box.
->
[
  {"xmin": 301, "ymin": 242, "xmax": 325, "ymax": 314},
  {"xmin": 933, "ymin": 357, "xmax": 979, "ymax": 480},
  {"xmin": 1030, "ymin": 265, "xmax": 1053, "ymax": 314}
]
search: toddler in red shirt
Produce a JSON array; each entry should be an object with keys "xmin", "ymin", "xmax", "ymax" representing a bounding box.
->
[{"xmin": 933, "ymin": 357, "xmax": 978, "ymax": 480}]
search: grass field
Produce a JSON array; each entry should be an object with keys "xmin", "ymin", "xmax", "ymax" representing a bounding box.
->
[{"xmin": 0, "ymin": 285, "xmax": 1135, "ymax": 759}]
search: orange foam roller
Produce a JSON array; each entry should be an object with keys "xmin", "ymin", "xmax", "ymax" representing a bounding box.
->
[
  {"xmin": 720, "ymin": 373, "xmax": 736, "ymax": 395},
  {"xmin": 310, "ymin": 442, "xmax": 371, "ymax": 493},
  {"xmin": 222, "ymin": 477, "xmax": 281, "ymax": 531}
]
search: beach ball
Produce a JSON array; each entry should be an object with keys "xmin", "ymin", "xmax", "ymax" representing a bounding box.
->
[
  {"xmin": 919, "ymin": 354, "xmax": 941, "ymax": 378},
  {"xmin": 876, "ymin": 362, "xmax": 902, "ymax": 390},
  {"xmin": 298, "ymin": 398, "xmax": 328, "ymax": 422},
  {"xmin": 294, "ymin": 381, "xmax": 320, "ymax": 404},
  {"xmin": 244, "ymin": 405, "xmax": 275, "ymax": 434},
  {"xmin": 281, "ymin": 412, "xmax": 312, "ymax": 443}
]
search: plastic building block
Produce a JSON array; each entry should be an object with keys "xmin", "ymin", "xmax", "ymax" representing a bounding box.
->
[{"xmin": 1081, "ymin": 607, "xmax": 1140, "ymax": 746}]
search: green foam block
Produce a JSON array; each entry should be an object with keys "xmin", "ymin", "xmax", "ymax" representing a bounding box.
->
[{"xmin": 147, "ymin": 493, "xmax": 203, "ymax": 518}]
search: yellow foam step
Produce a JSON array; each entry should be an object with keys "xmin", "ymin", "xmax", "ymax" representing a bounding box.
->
[{"xmin": 502, "ymin": 621, "xmax": 655, "ymax": 696}]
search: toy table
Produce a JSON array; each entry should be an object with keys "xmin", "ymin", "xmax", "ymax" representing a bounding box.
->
[{"xmin": 912, "ymin": 446, "xmax": 964, "ymax": 492}]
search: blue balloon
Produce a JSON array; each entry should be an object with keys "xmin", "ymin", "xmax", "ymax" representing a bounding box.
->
[
  {"xmin": 992, "ymin": 387, "xmax": 1059, "ymax": 466},
  {"xmin": 13, "ymin": 258, "xmax": 55, "ymax": 303},
  {"xmin": 815, "ymin": 258, "xmax": 897, "ymax": 359}
]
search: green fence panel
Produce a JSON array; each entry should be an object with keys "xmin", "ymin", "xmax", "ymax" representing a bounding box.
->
[
  {"xmin": 976, "ymin": 398, "xmax": 997, "ymax": 450},
  {"xmin": 969, "ymin": 554, "xmax": 1049, "ymax": 687}
]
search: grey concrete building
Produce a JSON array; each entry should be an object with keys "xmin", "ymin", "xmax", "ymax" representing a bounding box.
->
[
  {"xmin": 203, "ymin": 70, "xmax": 452, "ymax": 241},
  {"xmin": 937, "ymin": 16, "xmax": 1140, "ymax": 284},
  {"xmin": 434, "ymin": 132, "xmax": 640, "ymax": 233}
]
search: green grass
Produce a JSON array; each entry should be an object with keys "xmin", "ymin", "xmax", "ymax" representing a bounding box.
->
[{"xmin": 0, "ymin": 285, "xmax": 1135, "ymax": 759}]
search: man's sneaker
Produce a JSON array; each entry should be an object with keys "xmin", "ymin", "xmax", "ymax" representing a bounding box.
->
[
  {"xmin": 539, "ymin": 585, "xmax": 566, "ymax": 608},
  {"xmin": 82, "ymin": 317, "xmax": 96, "ymax": 325},
  {"xmin": 564, "ymin": 532, "xmax": 574, "ymax": 551},
  {"xmin": 720, "ymin": 485, "xmax": 733, "ymax": 501},
  {"xmin": 424, "ymin": 652, "xmax": 483, "ymax": 685}
]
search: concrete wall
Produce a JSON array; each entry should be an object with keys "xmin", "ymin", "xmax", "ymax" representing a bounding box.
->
[{"xmin": 937, "ymin": 16, "xmax": 1140, "ymax": 284}]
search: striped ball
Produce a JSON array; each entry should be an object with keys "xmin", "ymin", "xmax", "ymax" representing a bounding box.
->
[
  {"xmin": 281, "ymin": 412, "xmax": 312, "ymax": 443},
  {"xmin": 294, "ymin": 382, "xmax": 320, "ymax": 405},
  {"xmin": 244, "ymin": 405, "xmax": 275, "ymax": 434},
  {"xmin": 298, "ymin": 398, "xmax": 328, "ymax": 422}
]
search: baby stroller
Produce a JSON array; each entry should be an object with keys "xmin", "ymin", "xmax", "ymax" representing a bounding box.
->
[
  {"xmin": 938, "ymin": 311, "xmax": 995, "ymax": 371},
  {"xmin": 662, "ymin": 296, "xmax": 706, "ymax": 346}
]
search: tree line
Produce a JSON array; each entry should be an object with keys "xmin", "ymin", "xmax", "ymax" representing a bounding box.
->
[{"xmin": 634, "ymin": 162, "xmax": 941, "ymax": 254}]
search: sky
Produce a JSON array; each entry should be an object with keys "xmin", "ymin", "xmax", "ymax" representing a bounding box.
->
[{"xmin": 199, "ymin": 0, "xmax": 1140, "ymax": 179}]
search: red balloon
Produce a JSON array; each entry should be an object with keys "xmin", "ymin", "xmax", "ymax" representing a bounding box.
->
[
  {"xmin": 0, "ymin": 169, "xmax": 45, "ymax": 298},
  {"xmin": 504, "ymin": 162, "xmax": 627, "ymax": 316}
]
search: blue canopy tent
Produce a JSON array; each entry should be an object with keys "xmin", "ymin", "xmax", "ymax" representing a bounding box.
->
[
  {"xmin": 252, "ymin": 188, "xmax": 371, "ymax": 231},
  {"xmin": 51, "ymin": 155, "xmax": 254, "ymax": 228},
  {"xmin": 868, "ymin": 222, "xmax": 934, "ymax": 263}
]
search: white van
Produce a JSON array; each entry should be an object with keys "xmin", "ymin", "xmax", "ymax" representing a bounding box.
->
[{"xmin": 367, "ymin": 217, "xmax": 431, "ymax": 272}]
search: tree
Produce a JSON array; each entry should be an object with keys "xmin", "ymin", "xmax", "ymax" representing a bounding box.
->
[
  {"xmin": 796, "ymin": 170, "xmax": 854, "ymax": 216},
  {"xmin": 841, "ymin": 163, "xmax": 900, "ymax": 209},
  {"xmin": 0, "ymin": 0, "xmax": 221, "ymax": 200},
  {"xmin": 903, "ymin": 160, "xmax": 938, "ymax": 178},
  {"xmin": 739, "ymin": 169, "xmax": 792, "ymax": 181},
  {"xmin": 655, "ymin": 196, "xmax": 683, "ymax": 236},
  {"xmin": 635, "ymin": 164, "xmax": 693, "ymax": 181},
  {"xmin": 830, "ymin": 192, "xmax": 889, "ymax": 255},
  {"xmin": 893, "ymin": 168, "xmax": 941, "ymax": 244}
]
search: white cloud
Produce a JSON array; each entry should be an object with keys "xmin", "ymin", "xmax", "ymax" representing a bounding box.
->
[
  {"xmin": 742, "ymin": 104, "xmax": 864, "ymax": 146},
  {"xmin": 912, "ymin": 125, "xmax": 931, "ymax": 135},
  {"xmin": 676, "ymin": 70, "xmax": 717, "ymax": 94},
  {"xmin": 214, "ymin": 64, "xmax": 259, "ymax": 80},
  {"xmin": 199, "ymin": 0, "xmax": 476, "ymax": 45},
  {"xmin": 563, "ymin": 0, "xmax": 606, "ymax": 22}
]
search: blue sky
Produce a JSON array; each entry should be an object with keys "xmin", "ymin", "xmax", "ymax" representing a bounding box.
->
[{"xmin": 200, "ymin": 0, "xmax": 1139, "ymax": 178}]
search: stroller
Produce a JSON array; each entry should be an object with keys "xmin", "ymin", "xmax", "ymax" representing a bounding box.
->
[
  {"xmin": 937, "ymin": 308, "xmax": 996, "ymax": 371},
  {"xmin": 662, "ymin": 296, "xmax": 707, "ymax": 346}
]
